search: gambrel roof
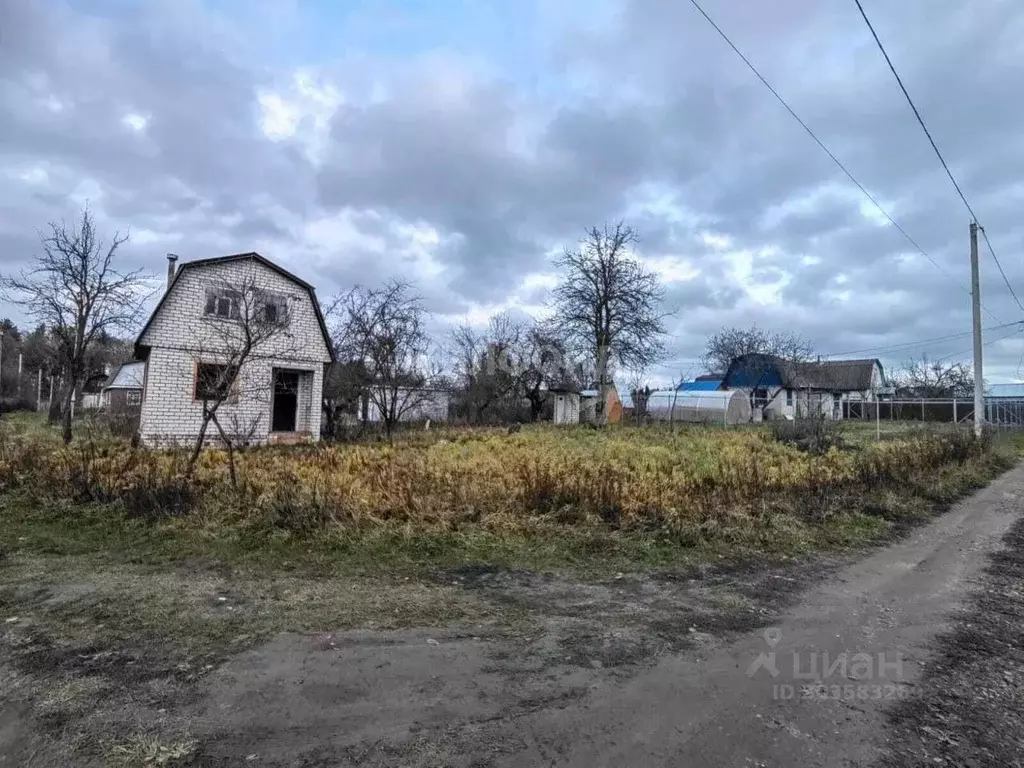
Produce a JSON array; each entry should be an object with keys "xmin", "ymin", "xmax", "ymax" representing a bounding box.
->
[
  {"xmin": 134, "ymin": 252, "xmax": 335, "ymax": 362},
  {"xmin": 723, "ymin": 354, "xmax": 883, "ymax": 392}
]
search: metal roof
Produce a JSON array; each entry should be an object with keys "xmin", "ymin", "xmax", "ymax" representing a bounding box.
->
[
  {"xmin": 679, "ymin": 380, "xmax": 722, "ymax": 391},
  {"xmin": 102, "ymin": 361, "xmax": 145, "ymax": 390}
]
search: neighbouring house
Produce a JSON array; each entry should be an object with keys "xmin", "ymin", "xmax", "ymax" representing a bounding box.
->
[
  {"xmin": 79, "ymin": 369, "xmax": 112, "ymax": 410},
  {"xmin": 363, "ymin": 387, "xmax": 452, "ymax": 424},
  {"xmin": 101, "ymin": 361, "xmax": 145, "ymax": 412},
  {"xmin": 580, "ymin": 382, "xmax": 623, "ymax": 424},
  {"xmin": 134, "ymin": 252, "xmax": 335, "ymax": 446},
  {"xmin": 550, "ymin": 386, "xmax": 581, "ymax": 425},
  {"xmin": 721, "ymin": 354, "xmax": 885, "ymax": 421}
]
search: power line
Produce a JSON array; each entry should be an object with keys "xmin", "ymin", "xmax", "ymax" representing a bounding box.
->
[
  {"xmin": 685, "ymin": 0, "xmax": 979, "ymax": 310},
  {"xmin": 979, "ymin": 226, "xmax": 1024, "ymax": 314},
  {"xmin": 820, "ymin": 321, "xmax": 1023, "ymax": 359},
  {"xmin": 851, "ymin": 0, "xmax": 975, "ymax": 218},
  {"xmin": 852, "ymin": 0, "xmax": 1024, "ymax": 316},
  {"xmin": 936, "ymin": 323, "xmax": 1024, "ymax": 364}
]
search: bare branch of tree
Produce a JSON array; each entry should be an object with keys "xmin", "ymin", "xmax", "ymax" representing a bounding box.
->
[
  {"xmin": 0, "ymin": 205, "xmax": 152, "ymax": 442},
  {"xmin": 551, "ymin": 223, "xmax": 670, "ymax": 424},
  {"xmin": 330, "ymin": 280, "xmax": 438, "ymax": 437},
  {"xmin": 183, "ymin": 271, "xmax": 299, "ymax": 482},
  {"xmin": 895, "ymin": 355, "xmax": 975, "ymax": 398},
  {"xmin": 700, "ymin": 325, "xmax": 813, "ymax": 376},
  {"xmin": 701, "ymin": 325, "xmax": 814, "ymax": 419}
]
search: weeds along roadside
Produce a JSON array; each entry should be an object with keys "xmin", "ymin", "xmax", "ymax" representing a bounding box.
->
[{"xmin": 0, "ymin": 415, "xmax": 1017, "ymax": 568}]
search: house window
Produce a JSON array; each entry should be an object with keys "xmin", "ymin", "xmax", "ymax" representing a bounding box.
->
[
  {"xmin": 126, "ymin": 390, "xmax": 142, "ymax": 406},
  {"xmin": 194, "ymin": 363, "xmax": 238, "ymax": 401},
  {"xmin": 785, "ymin": 389, "xmax": 793, "ymax": 407},
  {"xmin": 204, "ymin": 288, "xmax": 241, "ymax": 319},
  {"xmin": 261, "ymin": 293, "xmax": 289, "ymax": 325}
]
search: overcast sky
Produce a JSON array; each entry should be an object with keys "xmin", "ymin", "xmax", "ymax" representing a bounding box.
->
[{"xmin": 3, "ymin": 0, "xmax": 1024, "ymax": 384}]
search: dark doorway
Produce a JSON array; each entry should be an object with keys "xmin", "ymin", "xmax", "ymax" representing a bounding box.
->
[{"xmin": 272, "ymin": 370, "xmax": 299, "ymax": 432}]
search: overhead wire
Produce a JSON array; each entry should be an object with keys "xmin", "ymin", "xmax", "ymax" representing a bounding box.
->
[
  {"xmin": 819, "ymin": 320, "xmax": 1023, "ymax": 359},
  {"xmin": 935, "ymin": 324, "xmax": 1024, "ymax": 365},
  {"xmin": 852, "ymin": 0, "xmax": 1024, "ymax": 316},
  {"xmin": 685, "ymin": 0, "xmax": 989, "ymax": 317}
]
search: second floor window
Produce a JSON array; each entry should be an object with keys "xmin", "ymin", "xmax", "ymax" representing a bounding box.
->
[
  {"xmin": 261, "ymin": 293, "xmax": 289, "ymax": 325},
  {"xmin": 204, "ymin": 289, "xmax": 240, "ymax": 319}
]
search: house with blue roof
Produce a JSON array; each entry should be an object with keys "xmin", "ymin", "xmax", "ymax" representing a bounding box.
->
[{"xmin": 719, "ymin": 354, "xmax": 886, "ymax": 421}]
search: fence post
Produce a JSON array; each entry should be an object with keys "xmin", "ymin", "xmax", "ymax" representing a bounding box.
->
[
  {"xmin": 921, "ymin": 399, "xmax": 925, "ymax": 421},
  {"xmin": 953, "ymin": 398, "xmax": 957, "ymax": 424},
  {"xmin": 875, "ymin": 393, "xmax": 880, "ymax": 441}
]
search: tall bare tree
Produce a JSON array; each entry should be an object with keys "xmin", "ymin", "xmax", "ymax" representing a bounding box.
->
[
  {"xmin": 551, "ymin": 223, "xmax": 669, "ymax": 424},
  {"xmin": 331, "ymin": 280, "xmax": 438, "ymax": 437},
  {"xmin": 0, "ymin": 206, "xmax": 150, "ymax": 442},
  {"xmin": 184, "ymin": 272, "xmax": 298, "ymax": 485}
]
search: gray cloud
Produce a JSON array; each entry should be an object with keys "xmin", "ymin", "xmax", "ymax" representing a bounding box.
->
[{"xmin": 3, "ymin": 0, "xmax": 1024, "ymax": 382}]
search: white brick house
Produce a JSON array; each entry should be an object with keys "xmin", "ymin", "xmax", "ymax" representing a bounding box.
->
[{"xmin": 134, "ymin": 253, "xmax": 334, "ymax": 446}]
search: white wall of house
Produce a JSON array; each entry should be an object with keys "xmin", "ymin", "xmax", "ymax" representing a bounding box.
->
[
  {"xmin": 137, "ymin": 259, "xmax": 331, "ymax": 446},
  {"xmin": 752, "ymin": 386, "xmax": 878, "ymax": 421}
]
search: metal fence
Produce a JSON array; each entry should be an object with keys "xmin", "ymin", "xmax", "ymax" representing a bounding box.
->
[{"xmin": 842, "ymin": 398, "xmax": 1024, "ymax": 427}]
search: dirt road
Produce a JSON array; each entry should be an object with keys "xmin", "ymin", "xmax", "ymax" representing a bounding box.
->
[{"xmin": 194, "ymin": 466, "xmax": 1024, "ymax": 767}]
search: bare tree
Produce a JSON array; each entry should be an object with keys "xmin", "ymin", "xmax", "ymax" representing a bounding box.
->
[
  {"xmin": 551, "ymin": 223, "xmax": 670, "ymax": 424},
  {"xmin": 449, "ymin": 313, "xmax": 525, "ymax": 424},
  {"xmin": 321, "ymin": 360, "xmax": 370, "ymax": 439},
  {"xmin": 449, "ymin": 313, "xmax": 577, "ymax": 424},
  {"xmin": 519, "ymin": 322, "xmax": 574, "ymax": 422},
  {"xmin": 895, "ymin": 355, "xmax": 974, "ymax": 398},
  {"xmin": 624, "ymin": 365, "xmax": 651, "ymax": 424},
  {"xmin": 185, "ymin": 272, "xmax": 298, "ymax": 485},
  {"xmin": 0, "ymin": 206, "xmax": 150, "ymax": 442},
  {"xmin": 331, "ymin": 280, "xmax": 438, "ymax": 437}
]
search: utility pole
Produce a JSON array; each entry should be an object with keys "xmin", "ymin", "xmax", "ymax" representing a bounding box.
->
[{"xmin": 970, "ymin": 221, "xmax": 985, "ymax": 438}]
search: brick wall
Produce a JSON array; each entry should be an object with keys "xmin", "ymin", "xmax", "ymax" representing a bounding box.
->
[{"xmin": 137, "ymin": 258, "xmax": 331, "ymax": 446}]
